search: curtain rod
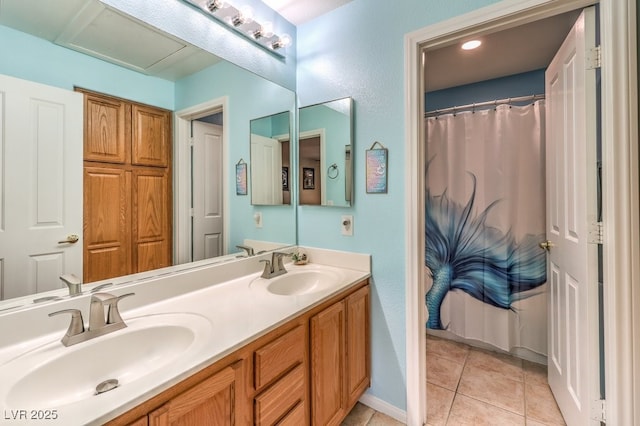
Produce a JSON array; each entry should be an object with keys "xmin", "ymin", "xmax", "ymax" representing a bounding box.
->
[{"xmin": 424, "ymin": 94, "xmax": 545, "ymax": 118}]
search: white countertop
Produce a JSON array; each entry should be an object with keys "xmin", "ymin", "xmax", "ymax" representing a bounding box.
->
[{"xmin": 0, "ymin": 247, "xmax": 370, "ymax": 425}]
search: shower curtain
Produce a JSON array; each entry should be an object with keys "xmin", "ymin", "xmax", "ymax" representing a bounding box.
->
[{"xmin": 424, "ymin": 102, "xmax": 548, "ymax": 356}]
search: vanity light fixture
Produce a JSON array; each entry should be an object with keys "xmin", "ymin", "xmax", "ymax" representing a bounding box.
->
[
  {"xmin": 186, "ymin": 0, "xmax": 292, "ymax": 58},
  {"xmin": 461, "ymin": 40, "xmax": 482, "ymax": 50},
  {"xmin": 271, "ymin": 33, "xmax": 292, "ymax": 50},
  {"xmin": 206, "ymin": 0, "xmax": 228, "ymax": 12},
  {"xmin": 231, "ymin": 5, "xmax": 254, "ymax": 26}
]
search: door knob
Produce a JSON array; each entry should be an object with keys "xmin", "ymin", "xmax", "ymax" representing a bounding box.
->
[
  {"xmin": 58, "ymin": 234, "xmax": 79, "ymax": 244},
  {"xmin": 539, "ymin": 240, "xmax": 554, "ymax": 251}
]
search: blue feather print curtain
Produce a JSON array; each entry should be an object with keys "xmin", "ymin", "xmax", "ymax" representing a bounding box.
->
[{"xmin": 425, "ymin": 102, "xmax": 548, "ymax": 357}]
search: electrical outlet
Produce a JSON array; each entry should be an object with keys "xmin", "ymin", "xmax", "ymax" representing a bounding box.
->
[
  {"xmin": 341, "ymin": 215, "xmax": 353, "ymax": 236},
  {"xmin": 254, "ymin": 212, "xmax": 263, "ymax": 228}
]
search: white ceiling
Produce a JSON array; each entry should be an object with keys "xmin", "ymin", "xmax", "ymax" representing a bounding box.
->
[{"xmin": 262, "ymin": 0, "xmax": 354, "ymax": 25}]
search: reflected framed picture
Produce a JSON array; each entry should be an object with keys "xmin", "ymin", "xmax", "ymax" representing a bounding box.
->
[
  {"xmin": 282, "ymin": 166, "xmax": 289, "ymax": 191},
  {"xmin": 236, "ymin": 162, "xmax": 247, "ymax": 195},
  {"xmin": 303, "ymin": 167, "xmax": 315, "ymax": 190}
]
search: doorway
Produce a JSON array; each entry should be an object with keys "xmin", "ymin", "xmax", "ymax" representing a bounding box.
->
[
  {"xmin": 174, "ymin": 97, "xmax": 229, "ymax": 265},
  {"xmin": 404, "ymin": 1, "xmax": 639, "ymax": 425}
]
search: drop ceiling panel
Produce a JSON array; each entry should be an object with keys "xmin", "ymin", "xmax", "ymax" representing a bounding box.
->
[{"xmin": 0, "ymin": 0, "xmax": 87, "ymax": 40}]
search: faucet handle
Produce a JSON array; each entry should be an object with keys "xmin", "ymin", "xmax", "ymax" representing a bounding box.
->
[
  {"xmin": 49, "ymin": 309, "xmax": 85, "ymax": 341},
  {"xmin": 259, "ymin": 259, "xmax": 272, "ymax": 278},
  {"xmin": 106, "ymin": 293, "xmax": 135, "ymax": 324},
  {"xmin": 236, "ymin": 245, "xmax": 255, "ymax": 256}
]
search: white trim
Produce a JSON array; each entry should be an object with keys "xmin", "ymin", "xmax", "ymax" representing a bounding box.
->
[
  {"xmin": 359, "ymin": 393, "xmax": 407, "ymax": 424},
  {"xmin": 600, "ymin": 1, "xmax": 640, "ymax": 424},
  {"xmin": 404, "ymin": 0, "xmax": 639, "ymax": 424},
  {"xmin": 174, "ymin": 97, "xmax": 229, "ymax": 264}
]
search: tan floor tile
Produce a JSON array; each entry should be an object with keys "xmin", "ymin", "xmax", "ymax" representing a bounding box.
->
[
  {"xmin": 427, "ymin": 383, "xmax": 455, "ymax": 426},
  {"xmin": 342, "ymin": 402, "xmax": 375, "ymax": 425},
  {"xmin": 466, "ymin": 348, "xmax": 524, "ymax": 382},
  {"xmin": 427, "ymin": 353, "xmax": 464, "ymax": 391},
  {"xmin": 525, "ymin": 419, "xmax": 548, "ymax": 426},
  {"xmin": 523, "ymin": 360, "xmax": 548, "ymax": 387},
  {"xmin": 447, "ymin": 394, "xmax": 526, "ymax": 425},
  {"xmin": 525, "ymin": 383, "xmax": 566, "ymax": 425},
  {"xmin": 426, "ymin": 335, "xmax": 470, "ymax": 365},
  {"xmin": 366, "ymin": 411, "xmax": 405, "ymax": 425},
  {"xmin": 458, "ymin": 364, "xmax": 525, "ymax": 415}
]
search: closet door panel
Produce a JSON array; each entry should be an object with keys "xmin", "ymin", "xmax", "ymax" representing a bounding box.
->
[
  {"xmin": 132, "ymin": 168, "xmax": 171, "ymax": 273},
  {"xmin": 84, "ymin": 93, "xmax": 128, "ymax": 164},
  {"xmin": 83, "ymin": 167, "xmax": 131, "ymax": 282},
  {"xmin": 132, "ymin": 104, "xmax": 170, "ymax": 168}
]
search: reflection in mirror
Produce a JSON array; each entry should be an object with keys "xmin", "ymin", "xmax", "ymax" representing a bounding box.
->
[
  {"xmin": 250, "ymin": 112, "xmax": 291, "ymax": 205},
  {"xmin": 298, "ymin": 97, "xmax": 353, "ymax": 207},
  {"xmin": 0, "ymin": 0, "xmax": 296, "ymax": 306}
]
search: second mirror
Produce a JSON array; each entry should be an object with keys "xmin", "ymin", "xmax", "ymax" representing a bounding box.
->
[{"xmin": 298, "ymin": 97, "xmax": 353, "ymax": 207}]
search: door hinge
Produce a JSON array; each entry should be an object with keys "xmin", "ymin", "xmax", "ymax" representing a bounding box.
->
[
  {"xmin": 586, "ymin": 45, "xmax": 601, "ymax": 69},
  {"xmin": 591, "ymin": 399, "xmax": 606, "ymax": 423},
  {"xmin": 188, "ymin": 137, "xmax": 194, "ymax": 147},
  {"xmin": 588, "ymin": 221, "xmax": 603, "ymax": 244},
  {"xmin": 189, "ymin": 208, "xmax": 194, "ymax": 217}
]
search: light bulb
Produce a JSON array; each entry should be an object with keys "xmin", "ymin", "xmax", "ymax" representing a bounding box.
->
[
  {"xmin": 461, "ymin": 40, "xmax": 481, "ymax": 50},
  {"xmin": 206, "ymin": 0, "xmax": 227, "ymax": 12},
  {"xmin": 272, "ymin": 33, "xmax": 292, "ymax": 49},
  {"xmin": 232, "ymin": 5, "xmax": 254, "ymax": 26}
]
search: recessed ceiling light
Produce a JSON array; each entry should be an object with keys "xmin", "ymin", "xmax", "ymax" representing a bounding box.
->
[{"xmin": 461, "ymin": 40, "xmax": 482, "ymax": 50}]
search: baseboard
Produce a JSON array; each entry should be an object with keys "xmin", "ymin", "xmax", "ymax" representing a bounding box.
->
[{"xmin": 359, "ymin": 393, "xmax": 407, "ymax": 424}]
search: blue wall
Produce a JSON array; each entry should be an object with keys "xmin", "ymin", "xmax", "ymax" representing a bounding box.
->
[
  {"xmin": 425, "ymin": 69, "xmax": 545, "ymax": 112},
  {"xmin": 296, "ymin": 0, "xmax": 501, "ymax": 411}
]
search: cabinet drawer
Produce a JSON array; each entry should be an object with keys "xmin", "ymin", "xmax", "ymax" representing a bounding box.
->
[
  {"xmin": 254, "ymin": 325, "xmax": 304, "ymax": 390},
  {"xmin": 276, "ymin": 401, "xmax": 305, "ymax": 426},
  {"xmin": 254, "ymin": 364, "xmax": 304, "ymax": 425}
]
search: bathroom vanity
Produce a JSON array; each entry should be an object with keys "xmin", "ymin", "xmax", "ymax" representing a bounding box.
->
[{"xmin": 0, "ymin": 248, "xmax": 370, "ymax": 426}]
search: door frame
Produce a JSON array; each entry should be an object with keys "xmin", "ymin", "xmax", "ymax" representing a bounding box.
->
[
  {"xmin": 404, "ymin": 0, "xmax": 639, "ymax": 425},
  {"xmin": 174, "ymin": 97, "xmax": 229, "ymax": 264}
]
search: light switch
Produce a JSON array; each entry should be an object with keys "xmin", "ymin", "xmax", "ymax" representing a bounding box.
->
[{"xmin": 254, "ymin": 212, "xmax": 263, "ymax": 228}]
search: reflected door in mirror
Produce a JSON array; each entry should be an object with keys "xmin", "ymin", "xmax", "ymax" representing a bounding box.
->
[
  {"xmin": 0, "ymin": 75, "xmax": 83, "ymax": 300},
  {"xmin": 81, "ymin": 90, "xmax": 172, "ymax": 283}
]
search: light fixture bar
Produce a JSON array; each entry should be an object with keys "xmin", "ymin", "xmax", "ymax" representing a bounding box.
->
[{"xmin": 185, "ymin": 0, "xmax": 292, "ymax": 59}]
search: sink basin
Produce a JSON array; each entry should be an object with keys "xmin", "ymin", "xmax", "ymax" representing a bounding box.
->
[
  {"xmin": 0, "ymin": 312, "xmax": 213, "ymax": 409},
  {"xmin": 265, "ymin": 268, "xmax": 344, "ymax": 296}
]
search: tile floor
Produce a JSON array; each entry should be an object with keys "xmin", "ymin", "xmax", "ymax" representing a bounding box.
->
[{"xmin": 341, "ymin": 334, "xmax": 566, "ymax": 426}]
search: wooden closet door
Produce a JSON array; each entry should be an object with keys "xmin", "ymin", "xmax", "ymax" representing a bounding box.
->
[
  {"xmin": 132, "ymin": 104, "xmax": 171, "ymax": 168},
  {"xmin": 132, "ymin": 167, "xmax": 172, "ymax": 273},
  {"xmin": 345, "ymin": 285, "xmax": 370, "ymax": 408},
  {"xmin": 83, "ymin": 93, "xmax": 129, "ymax": 164},
  {"xmin": 83, "ymin": 166, "xmax": 131, "ymax": 282}
]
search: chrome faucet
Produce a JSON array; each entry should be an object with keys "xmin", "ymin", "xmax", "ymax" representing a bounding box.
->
[
  {"xmin": 60, "ymin": 274, "xmax": 82, "ymax": 297},
  {"xmin": 260, "ymin": 252, "xmax": 292, "ymax": 278},
  {"xmin": 48, "ymin": 292, "xmax": 134, "ymax": 346}
]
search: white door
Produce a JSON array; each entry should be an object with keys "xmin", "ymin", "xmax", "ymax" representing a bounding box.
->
[
  {"xmin": 192, "ymin": 121, "xmax": 224, "ymax": 261},
  {"xmin": 545, "ymin": 7, "xmax": 600, "ymax": 425},
  {"xmin": 250, "ymin": 134, "xmax": 283, "ymax": 205},
  {"xmin": 0, "ymin": 74, "xmax": 83, "ymax": 299}
]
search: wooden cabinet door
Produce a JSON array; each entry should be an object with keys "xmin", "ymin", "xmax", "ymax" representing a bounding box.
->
[
  {"xmin": 132, "ymin": 168, "xmax": 172, "ymax": 273},
  {"xmin": 148, "ymin": 362, "xmax": 243, "ymax": 426},
  {"xmin": 83, "ymin": 166, "xmax": 131, "ymax": 282},
  {"xmin": 84, "ymin": 93, "xmax": 128, "ymax": 164},
  {"xmin": 345, "ymin": 285, "xmax": 370, "ymax": 408},
  {"xmin": 310, "ymin": 301, "xmax": 345, "ymax": 426},
  {"xmin": 132, "ymin": 104, "xmax": 170, "ymax": 168}
]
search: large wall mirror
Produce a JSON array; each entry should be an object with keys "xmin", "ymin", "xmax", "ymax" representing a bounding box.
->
[
  {"xmin": 298, "ymin": 97, "xmax": 353, "ymax": 207},
  {"xmin": 0, "ymin": 0, "xmax": 296, "ymax": 306},
  {"xmin": 250, "ymin": 111, "xmax": 292, "ymax": 205}
]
